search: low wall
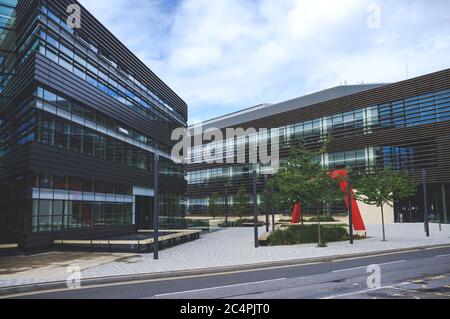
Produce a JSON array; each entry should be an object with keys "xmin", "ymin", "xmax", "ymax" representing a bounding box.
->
[{"xmin": 357, "ymin": 201, "xmax": 395, "ymax": 225}]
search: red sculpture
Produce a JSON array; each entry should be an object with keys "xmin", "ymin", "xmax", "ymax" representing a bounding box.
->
[
  {"xmin": 291, "ymin": 202, "xmax": 302, "ymax": 224},
  {"xmin": 289, "ymin": 169, "xmax": 366, "ymax": 231},
  {"xmin": 330, "ymin": 170, "xmax": 366, "ymax": 231}
]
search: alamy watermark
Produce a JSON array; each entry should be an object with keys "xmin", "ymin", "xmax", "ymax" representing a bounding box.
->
[
  {"xmin": 367, "ymin": 3, "xmax": 381, "ymax": 29},
  {"xmin": 66, "ymin": 4, "xmax": 82, "ymax": 29},
  {"xmin": 171, "ymin": 124, "xmax": 280, "ymax": 174},
  {"xmin": 66, "ymin": 263, "xmax": 82, "ymax": 289},
  {"xmin": 366, "ymin": 264, "xmax": 381, "ymax": 289}
]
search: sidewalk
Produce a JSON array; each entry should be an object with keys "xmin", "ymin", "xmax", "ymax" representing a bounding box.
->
[{"xmin": 1, "ymin": 223, "xmax": 449, "ymax": 289}]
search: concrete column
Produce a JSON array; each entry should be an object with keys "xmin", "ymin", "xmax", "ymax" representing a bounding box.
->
[{"xmin": 442, "ymin": 184, "xmax": 448, "ymax": 224}]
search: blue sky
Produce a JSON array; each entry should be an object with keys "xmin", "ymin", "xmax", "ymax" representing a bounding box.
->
[{"xmin": 79, "ymin": 0, "xmax": 450, "ymax": 125}]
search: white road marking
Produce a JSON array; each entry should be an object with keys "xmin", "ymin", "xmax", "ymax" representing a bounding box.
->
[
  {"xmin": 322, "ymin": 286, "xmax": 387, "ymax": 299},
  {"xmin": 0, "ymin": 263, "xmax": 322, "ymax": 299},
  {"xmin": 322, "ymin": 284, "xmax": 419, "ymax": 299},
  {"xmin": 436, "ymin": 254, "xmax": 450, "ymax": 258},
  {"xmin": 333, "ymin": 250, "xmax": 420, "ymax": 263},
  {"xmin": 332, "ymin": 260, "xmax": 407, "ymax": 273},
  {"xmin": 153, "ymin": 278, "xmax": 287, "ymax": 297}
]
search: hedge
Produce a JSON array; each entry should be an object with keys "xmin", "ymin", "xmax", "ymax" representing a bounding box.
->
[
  {"xmin": 306, "ymin": 216, "xmax": 337, "ymax": 222},
  {"xmin": 186, "ymin": 219, "xmax": 210, "ymax": 227},
  {"xmin": 219, "ymin": 219, "xmax": 265, "ymax": 228},
  {"xmin": 268, "ymin": 224, "xmax": 349, "ymax": 246}
]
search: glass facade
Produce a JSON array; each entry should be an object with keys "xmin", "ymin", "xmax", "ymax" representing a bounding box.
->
[
  {"xmin": 1, "ymin": 86, "xmax": 185, "ymax": 177},
  {"xmin": 188, "ymin": 148, "xmax": 372, "ymax": 186},
  {"xmin": 0, "ymin": 0, "xmax": 17, "ymax": 93},
  {"xmin": 0, "ymin": 1, "xmax": 188, "ymax": 244},
  {"xmin": 34, "ymin": 86, "xmax": 183, "ymax": 176},
  {"xmin": 189, "ymin": 89, "xmax": 450, "ymax": 165},
  {"xmin": 187, "ymin": 88, "xmax": 450, "ymax": 215},
  {"xmin": 8, "ymin": 171, "xmax": 133, "ymax": 233},
  {"xmin": 7, "ymin": 171, "xmax": 186, "ymax": 233},
  {"xmin": 38, "ymin": 3, "xmax": 185, "ymax": 129}
]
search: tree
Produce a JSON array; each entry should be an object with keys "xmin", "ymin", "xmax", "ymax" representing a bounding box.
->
[
  {"xmin": 208, "ymin": 192, "xmax": 220, "ymax": 219},
  {"xmin": 271, "ymin": 144, "xmax": 342, "ymax": 247},
  {"xmin": 353, "ymin": 167, "xmax": 416, "ymax": 241},
  {"xmin": 233, "ymin": 185, "xmax": 250, "ymax": 220}
]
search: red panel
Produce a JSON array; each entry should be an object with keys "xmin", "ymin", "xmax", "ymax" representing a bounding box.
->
[{"xmin": 291, "ymin": 202, "xmax": 301, "ymax": 224}]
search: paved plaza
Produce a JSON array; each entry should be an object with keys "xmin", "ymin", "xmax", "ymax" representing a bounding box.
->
[{"xmin": 1, "ymin": 223, "xmax": 449, "ymax": 289}]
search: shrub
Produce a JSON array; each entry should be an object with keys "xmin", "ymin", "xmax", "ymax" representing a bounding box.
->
[
  {"xmin": 268, "ymin": 225, "xmax": 349, "ymax": 246},
  {"xmin": 279, "ymin": 215, "xmax": 336, "ymax": 223},
  {"xmin": 219, "ymin": 220, "xmax": 244, "ymax": 228},
  {"xmin": 306, "ymin": 215, "xmax": 336, "ymax": 222},
  {"xmin": 187, "ymin": 219, "xmax": 210, "ymax": 227},
  {"xmin": 219, "ymin": 219, "xmax": 265, "ymax": 228}
]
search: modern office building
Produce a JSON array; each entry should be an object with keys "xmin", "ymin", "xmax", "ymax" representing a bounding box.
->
[
  {"xmin": 187, "ymin": 69, "xmax": 450, "ymax": 224},
  {"xmin": 0, "ymin": 0, "xmax": 187, "ymax": 248}
]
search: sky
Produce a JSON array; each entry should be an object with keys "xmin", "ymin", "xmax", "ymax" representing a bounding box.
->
[{"xmin": 78, "ymin": 0, "xmax": 450, "ymax": 125}]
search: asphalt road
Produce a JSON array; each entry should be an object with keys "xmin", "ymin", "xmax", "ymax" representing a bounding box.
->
[{"xmin": 7, "ymin": 246, "xmax": 450, "ymax": 299}]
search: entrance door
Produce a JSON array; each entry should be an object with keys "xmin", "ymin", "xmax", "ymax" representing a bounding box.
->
[{"xmin": 136, "ymin": 196, "xmax": 153, "ymax": 230}]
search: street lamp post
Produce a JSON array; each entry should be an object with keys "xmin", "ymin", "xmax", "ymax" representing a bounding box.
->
[
  {"xmin": 264, "ymin": 174, "xmax": 269, "ymax": 233},
  {"xmin": 153, "ymin": 153, "xmax": 160, "ymax": 260},
  {"xmin": 271, "ymin": 184, "xmax": 276, "ymax": 232},
  {"xmin": 347, "ymin": 176, "xmax": 353, "ymax": 245},
  {"xmin": 422, "ymin": 169, "xmax": 430, "ymax": 237},
  {"xmin": 224, "ymin": 186, "xmax": 229, "ymax": 225},
  {"xmin": 253, "ymin": 170, "xmax": 259, "ymax": 248}
]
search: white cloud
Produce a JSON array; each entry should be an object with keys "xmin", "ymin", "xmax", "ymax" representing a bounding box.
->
[{"xmin": 79, "ymin": 0, "xmax": 450, "ymax": 125}]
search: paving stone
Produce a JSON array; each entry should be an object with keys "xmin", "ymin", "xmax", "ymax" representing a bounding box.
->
[{"xmin": 1, "ymin": 223, "xmax": 449, "ymax": 288}]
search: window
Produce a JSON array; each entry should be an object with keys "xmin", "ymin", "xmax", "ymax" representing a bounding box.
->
[
  {"xmin": 45, "ymin": 33, "xmax": 59, "ymax": 49},
  {"xmin": 303, "ymin": 121, "xmax": 313, "ymax": 137},
  {"xmin": 46, "ymin": 8, "xmax": 62, "ymax": 25},
  {"xmin": 95, "ymin": 180, "xmax": 106, "ymax": 193},
  {"xmin": 54, "ymin": 175, "xmax": 67, "ymax": 189},
  {"xmin": 69, "ymin": 176, "xmax": 82, "ymax": 191},
  {"xmin": 56, "ymin": 95, "xmax": 70, "ymax": 110},
  {"xmin": 94, "ymin": 202, "xmax": 105, "ymax": 226},
  {"xmin": 59, "ymin": 56, "xmax": 73, "ymax": 72},
  {"xmin": 86, "ymin": 62, "xmax": 97, "ymax": 74},
  {"xmin": 45, "ymin": 47, "xmax": 58, "ymax": 62},
  {"xmin": 86, "ymin": 73, "xmax": 97, "ymax": 87},
  {"xmin": 38, "ymin": 200, "xmax": 52, "ymax": 232},
  {"xmin": 97, "ymin": 80, "xmax": 108, "ymax": 94},
  {"xmin": 70, "ymin": 124, "xmax": 82, "ymax": 153},
  {"xmin": 59, "ymin": 43, "xmax": 73, "ymax": 58},
  {"xmin": 83, "ymin": 130, "xmax": 94, "ymax": 156},
  {"xmin": 72, "ymin": 103, "xmax": 84, "ymax": 117},
  {"xmin": 43, "ymin": 89, "xmax": 57, "ymax": 104},
  {"xmin": 84, "ymin": 107, "xmax": 95, "ymax": 121},
  {"xmin": 55, "ymin": 118, "xmax": 69, "ymax": 149},
  {"xmin": 74, "ymin": 53, "xmax": 86, "ymax": 66},
  {"xmin": 73, "ymin": 65, "xmax": 85, "ymax": 79},
  {"xmin": 40, "ymin": 113, "xmax": 55, "ymax": 145},
  {"xmin": 53, "ymin": 200, "xmax": 64, "ymax": 231}
]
